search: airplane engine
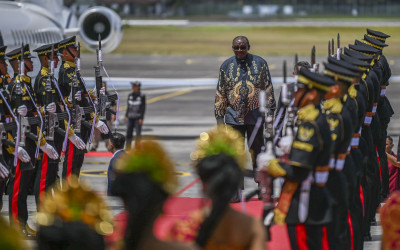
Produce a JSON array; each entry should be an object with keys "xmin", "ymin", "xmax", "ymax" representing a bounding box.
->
[{"xmin": 78, "ymin": 6, "xmax": 123, "ymax": 53}]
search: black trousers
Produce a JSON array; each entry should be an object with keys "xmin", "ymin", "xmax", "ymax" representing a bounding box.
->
[
  {"xmin": 62, "ymin": 141, "xmax": 85, "ymax": 179},
  {"xmin": 34, "ymin": 153, "xmax": 59, "ymax": 208},
  {"xmin": 126, "ymin": 118, "xmax": 142, "ymax": 150},
  {"xmin": 287, "ymin": 224, "xmax": 329, "ymax": 250},
  {"xmin": 230, "ymin": 124, "xmax": 263, "ymax": 172},
  {"xmin": 8, "ymin": 160, "xmax": 35, "ymax": 228}
]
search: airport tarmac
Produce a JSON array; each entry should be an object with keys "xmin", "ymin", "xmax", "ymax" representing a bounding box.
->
[{"xmin": 2, "ymin": 52, "xmax": 396, "ymax": 249}]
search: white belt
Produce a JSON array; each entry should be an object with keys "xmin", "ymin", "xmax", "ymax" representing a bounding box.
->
[
  {"xmin": 5, "ymin": 117, "xmax": 10, "ymax": 123},
  {"xmin": 315, "ymin": 171, "xmax": 329, "ymax": 185},
  {"xmin": 329, "ymin": 157, "xmax": 336, "ymax": 169},
  {"xmin": 381, "ymin": 88, "xmax": 386, "ymax": 96},
  {"xmin": 351, "ymin": 137, "xmax": 360, "ymax": 147},
  {"xmin": 364, "ymin": 116, "xmax": 372, "ymax": 125},
  {"xmin": 336, "ymin": 159, "xmax": 345, "ymax": 171},
  {"xmin": 372, "ymin": 105, "xmax": 377, "ymax": 113}
]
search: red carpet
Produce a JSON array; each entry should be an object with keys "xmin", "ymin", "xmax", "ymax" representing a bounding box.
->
[
  {"xmin": 84, "ymin": 151, "xmax": 113, "ymax": 157},
  {"xmin": 110, "ymin": 197, "xmax": 291, "ymax": 249}
]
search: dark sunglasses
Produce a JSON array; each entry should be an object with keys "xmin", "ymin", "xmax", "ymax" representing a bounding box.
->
[{"xmin": 232, "ymin": 45, "xmax": 247, "ymax": 50}]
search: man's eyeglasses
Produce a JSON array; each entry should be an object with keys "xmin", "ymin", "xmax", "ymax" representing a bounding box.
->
[{"xmin": 232, "ymin": 45, "xmax": 247, "ymax": 50}]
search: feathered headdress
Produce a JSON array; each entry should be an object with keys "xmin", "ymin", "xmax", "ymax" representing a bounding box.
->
[
  {"xmin": 36, "ymin": 176, "xmax": 114, "ymax": 236},
  {"xmin": 190, "ymin": 125, "xmax": 248, "ymax": 169},
  {"xmin": 115, "ymin": 140, "xmax": 177, "ymax": 194}
]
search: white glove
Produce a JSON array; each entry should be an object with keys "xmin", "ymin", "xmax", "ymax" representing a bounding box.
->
[
  {"xmin": 0, "ymin": 163, "xmax": 9, "ymax": 179},
  {"xmin": 17, "ymin": 147, "xmax": 31, "ymax": 163},
  {"xmin": 46, "ymin": 102, "xmax": 57, "ymax": 113},
  {"xmin": 256, "ymin": 141, "xmax": 275, "ymax": 172},
  {"xmin": 69, "ymin": 134, "xmax": 86, "ymax": 150},
  {"xmin": 75, "ymin": 91, "xmax": 82, "ymax": 101},
  {"xmin": 17, "ymin": 105, "xmax": 27, "ymax": 117},
  {"xmin": 100, "ymin": 87, "xmax": 105, "ymax": 95},
  {"xmin": 278, "ymin": 129, "xmax": 294, "ymax": 155},
  {"xmin": 95, "ymin": 120, "xmax": 109, "ymax": 134},
  {"xmin": 40, "ymin": 143, "xmax": 59, "ymax": 160}
]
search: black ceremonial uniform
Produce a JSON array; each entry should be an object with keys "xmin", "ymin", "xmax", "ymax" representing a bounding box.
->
[
  {"xmin": 58, "ymin": 36, "xmax": 96, "ymax": 179},
  {"xmin": 266, "ymin": 69, "xmax": 335, "ymax": 250},
  {"xmin": 323, "ymin": 61, "xmax": 360, "ymax": 250},
  {"xmin": 6, "ymin": 45, "xmax": 42, "ymax": 231}
]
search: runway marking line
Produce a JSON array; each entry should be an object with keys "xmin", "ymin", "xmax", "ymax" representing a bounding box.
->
[
  {"xmin": 173, "ymin": 177, "xmax": 200, "ymax": 197},
  {"xmin": 119, "ymin": 89, "xmax": 192, "ymax": 111}
]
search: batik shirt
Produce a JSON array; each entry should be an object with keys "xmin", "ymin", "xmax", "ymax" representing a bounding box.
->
[{"xmin": 215, "ymin": 54, "xmax": 275, "ymax": 125}]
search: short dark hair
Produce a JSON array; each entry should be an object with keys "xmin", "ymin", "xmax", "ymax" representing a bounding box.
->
[
  {"xmin": 387, "ymin": 136, "xmax": 393, "ymax": 145},
  {"xmin": 232, "ymin": 36, "xmax": 250, "ymax": 47},
  {"xmin": 110, "ymin": 133, "xmax": 125, "ymax": 149}
]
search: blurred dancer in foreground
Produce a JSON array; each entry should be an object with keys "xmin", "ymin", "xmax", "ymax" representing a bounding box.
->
[
  {"xmin": 111, "ymin": 140, "xmax": 198, "ymax": 250},
  {"xmin": 168, "ymin": 126, "xmax": 266, "ymax": 250}
]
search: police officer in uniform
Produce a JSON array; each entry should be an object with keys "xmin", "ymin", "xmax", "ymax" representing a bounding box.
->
[
  {"xmin": 260, "ymin": 68, "xmax": 335, "ymax": 250},
  {"xmin": 124, "ymin": 81, "xmax": 146, "ymax": 150}
]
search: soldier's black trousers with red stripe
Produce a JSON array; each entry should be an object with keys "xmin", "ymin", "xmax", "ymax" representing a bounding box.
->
[
  {"xmin": 34, "ymin": 153, "xmax": 59, "ymax": 207},
  {"xmin": 8, "ymin": 160, "xmax": 35, "ymax": 228},
  {"xmin": 62, "ymin": 141, "xmax": 85, "ymax": 178},
  {"xmin": 287, "ymin": 224, "xmax": 330, "ymax": 250}
]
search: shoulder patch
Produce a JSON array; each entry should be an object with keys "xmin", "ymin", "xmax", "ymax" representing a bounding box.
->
[{"xmin": 298, "ymin": 126, "xmax": 314, "ymax": 142}]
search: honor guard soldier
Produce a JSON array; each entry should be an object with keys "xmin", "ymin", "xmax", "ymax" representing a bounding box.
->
[
  {"xmin": 361, "ymin": 30, "xmax": 393, "ymax": 201},
  {"xmin": 7, "ymin": 44, "xmax": 58, "ymax": 238},
  {"xmin": 349, "ymin": 43, "xmax": 384, "ymax": 241},
  {"xmin": 259, "ymin": 68, "xmax": 335, "ymax": 249},
  {"xmin": 324, "ymin": 60, "xmax": 362, "ymax": 250},
  {"xmin": 58, "ymin": 36, "xmax": 108, "ymax": 179},
  {"xmin": 32, "ymin": 43, "xmax": 85, "ymax": 205}
]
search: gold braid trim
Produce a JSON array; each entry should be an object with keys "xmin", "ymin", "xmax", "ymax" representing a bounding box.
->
[
  {"xmin": 367, "ymin": 34, "xmax": 386, "ymax": 42},
  {"xmin": 324, "ymin": 69, "xmax": 355, "ymax": 83},
  {"xmin": 297, "ymin": 75, "xmax": 330, "ymax": 92},
  {"xmin": 361, "ymin": 40, "xmax": 383, "ymax": 50}
]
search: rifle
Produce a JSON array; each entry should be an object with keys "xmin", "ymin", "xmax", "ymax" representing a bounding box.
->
[
  {"xmin": 44, "ymin": 45, "xmax": 56, "ymax": 143},
  {"xmin": 328, "ymin": 40, "xmax": 331, "ymax": 56},
  {"xmin": 336, "ymin": 33, "xmax": 341, "ymax": 60},
  {"xmin": 310, "ymin": 45, "xmax": 319, "ymax": 73},
  {"xmin": 69, "ymin": 43, "xmax": 84, "ymax": 137},
  {"xmin": 255, "ymin": 65, "xmax": 278, "ymax": 241},
  {"xmin": 95, "ymin": 34, "xmax": 107, "ymax": 122},
  {"xmin": 15, "ymin": 45, "xmax": 35, "ymax": 170}
]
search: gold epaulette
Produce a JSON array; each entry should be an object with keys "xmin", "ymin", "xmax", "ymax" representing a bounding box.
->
[
  {"xmin": 323, "ymin": 98, "xmax": 343, "ymax": 114},
  {"xmin": 348, "ymin": 85, "xmax": 357, "ymax": 99},
  {"xmin": 297, "ymin": 104, "xmax": 319, "ymax": 122},
  {"xmin": 63, "ymin": 61, "xmax": 75, "ymax": 69},
  {"xmin": 41, "ymin": 67, "xmax": 49, "ymax": 77}
]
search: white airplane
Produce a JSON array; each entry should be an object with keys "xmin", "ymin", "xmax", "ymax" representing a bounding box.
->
[{"xmin": 0, "ymin": 0, "xmax": 123, "ymax": 53}]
